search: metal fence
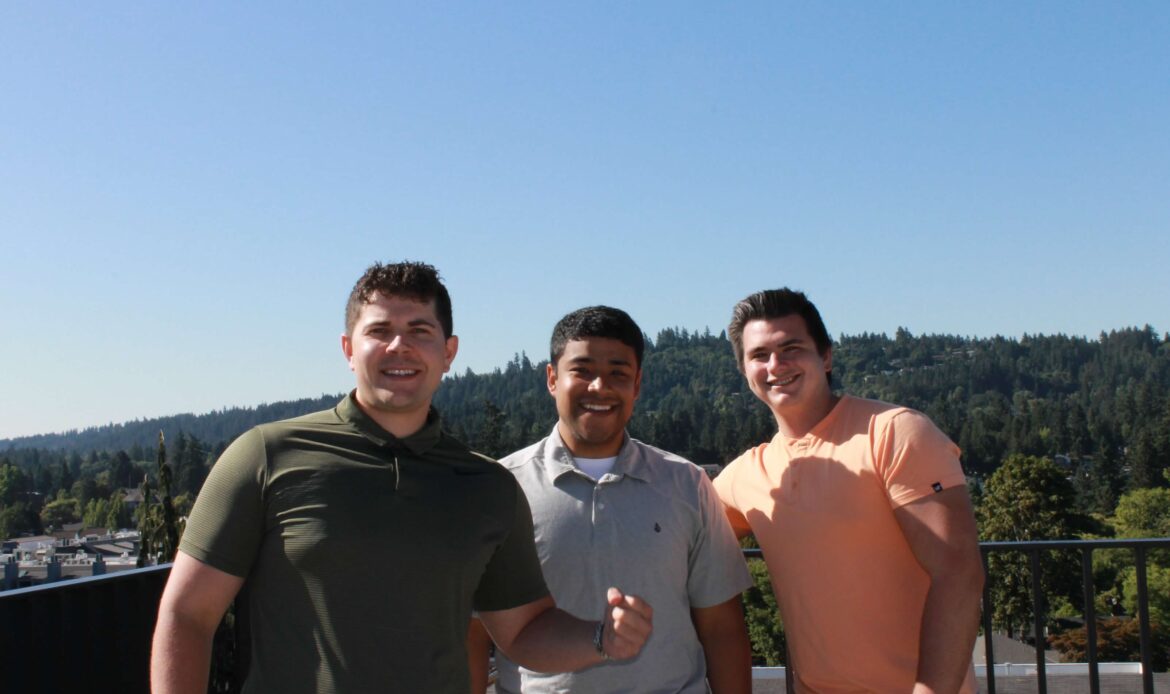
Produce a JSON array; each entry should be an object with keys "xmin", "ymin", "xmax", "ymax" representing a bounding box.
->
[
  {"xmin": 0, "ymin": 564, "xmax": 170, "ymax": 694},
  {"xmin": 979, "ymin": 538, "xmax": 1170, "ymax": 694},
  {"xmin": 2, "ymin": 539, "xmax": 1168, "ymax": 694}
]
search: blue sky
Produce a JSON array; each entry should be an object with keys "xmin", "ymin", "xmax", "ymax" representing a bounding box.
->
[{"xmin": 2, "ymin": 3, "xmax": 1168, "ymax": 440}]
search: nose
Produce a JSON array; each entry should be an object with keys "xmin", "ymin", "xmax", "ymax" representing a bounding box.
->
[
  {"xmin": 385, "ymin": 333, "xmax": 407, "ymax": 351},
  {"xmin": 766, "ymin": 352, "xmax": 786, "ymax": 373},
  {"xmin": 587, "ymin": 375, "xmax": 606, "ymax": 392}
]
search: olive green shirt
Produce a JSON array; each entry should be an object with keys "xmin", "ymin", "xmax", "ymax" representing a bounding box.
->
[{"xmin": 180, "ymin": 393, "xmax": 548, "ymax": 694}]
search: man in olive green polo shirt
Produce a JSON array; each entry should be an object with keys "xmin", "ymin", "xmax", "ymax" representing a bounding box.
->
[{"xmin": 151, "ymin": 261, "xmax": 653, "ymax": 694}]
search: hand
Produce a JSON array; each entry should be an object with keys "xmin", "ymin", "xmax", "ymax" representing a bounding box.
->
[{"xmin": 600, "ymin": 587, "xmax": 653, "ymax": 661}]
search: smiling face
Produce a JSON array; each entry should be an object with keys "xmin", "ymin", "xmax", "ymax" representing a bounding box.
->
[
  {"xmin": 741, "ymin": 314, "xmax": 835, "ymax": 433},
  {"xmin": 548, "ymin": 337, "xmax": 641, "ymax": 458},
  {"xmin": 341, "ymin": 292, "xmax": 458, "ymax": 437}
]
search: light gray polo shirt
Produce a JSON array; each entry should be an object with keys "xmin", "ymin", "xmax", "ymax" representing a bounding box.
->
[{"xmin": 495, "ymin": 427, "xmax": 752, "ymax": 694}]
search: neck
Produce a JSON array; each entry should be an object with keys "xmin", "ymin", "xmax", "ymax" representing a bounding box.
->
[
  {"xmin": 557, "ymin": 421, "xmax": 623, "ymax": 459},
  {"xmin": 773, "ymin": 393, "xmax": 839, "ymax": 439},
  {"xmin": 356, "ymin": 399, "xmax": 430, "ymax": 440}
]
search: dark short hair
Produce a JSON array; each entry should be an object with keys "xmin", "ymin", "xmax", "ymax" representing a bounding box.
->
[
  {"xmin": 728, "ymin": 289, "xmax": 832, "ymax": 378},
  {"xmin": 345, "ymin": 261, "xmax": 453, "ymax": 337},
  {"xmin": 550, "ymin": 306, "xmax": 645, "ymax": 368}
]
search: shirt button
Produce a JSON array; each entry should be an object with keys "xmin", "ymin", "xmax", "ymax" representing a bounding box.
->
[{"xmin": 598, "ymin": 502, "xmax": 606, "ymax": 510}]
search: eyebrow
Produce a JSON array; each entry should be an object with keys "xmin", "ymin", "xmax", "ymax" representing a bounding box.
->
[
  {"xmin": 567, "ymin": 356, "xmax": 633, "ymax": 367},
  {"xmin": 364, "ymin": 317, "xmax": 438, "ymax": 329},
  {"xmin": 751, "ymin": 337, "xmax": 805, "ymax": 351}
]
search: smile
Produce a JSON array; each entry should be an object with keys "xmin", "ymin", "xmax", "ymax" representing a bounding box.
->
[
  {"xmin": 380, "ymin": 368, "xmax": 419, "ymax": 377},
  {"xmin": 580, "ymin": 402, "xmax": 616, "ymax": 413},
  {"xmin": 768, "ymin": 374, "xmax": 799, "ymax": 387}
]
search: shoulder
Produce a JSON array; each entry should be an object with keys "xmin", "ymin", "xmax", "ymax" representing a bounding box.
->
[
  {"xmin": 251, "ymin": 406, "xmax": 345, "ymax": 443},
  {"xmin": 498, "ymin": 437, "xmax": 549, "ymax": 472},
  {"xmin": 628, "ymin": 439, "xmax": 712, "ymax": 492},
  {"xmin": 630, "ymin": 438, "xmax": 702, "ymax": 471},
  {"xmin": 724, "ymin": 440, "xmax": 769, "ymax": 472},
  {"xmin": 281, "ymin": 405, "xmax": 343, "ymax": 426},
  {"xmin": 848, "ymin": 397, "xmax": 947, "ymax": 442},
  {"xmin": 837, "ymin": 395, "xmax": 937, "ymax": 436},
  {"xmin": 712, "ymin": 441, "xmax": 771, "ymax": 502}
]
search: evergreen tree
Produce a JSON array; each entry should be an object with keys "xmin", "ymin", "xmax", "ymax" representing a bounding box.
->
[{"xmin": 136, "ymin": 432, "xmax": 183, "ymax": 566}]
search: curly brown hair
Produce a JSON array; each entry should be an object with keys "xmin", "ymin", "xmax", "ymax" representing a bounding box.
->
[{"xmin": 345, "ymin": 261, "xmax": 453, "ymax": 337}]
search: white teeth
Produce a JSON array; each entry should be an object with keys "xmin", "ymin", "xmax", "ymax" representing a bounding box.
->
[
  {"xmin": 581, "ymin": 403, "xmax": 613, "ymax": 412},
  {"xmin": 770, "ymin": 375, "xmax": 798, "ymax": 387},
  {"xmin": 383, "ymin": 369, "xmax": 416, "ymax": 376}
]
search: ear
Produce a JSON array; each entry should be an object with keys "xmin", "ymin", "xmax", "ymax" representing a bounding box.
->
[
  {"xmin": 823, "ymin": 347, "xmax": 833, "ymax": 374},
  {"xmin": 442, "ymin": 335, "xmax": 459, "ymax": 372},
  {"xmin": 341, "ymin": 333, "xmax": 355, "ymax": 370},
  {"xmin": 546, "ymin": 362, "xmax": 558, "ymax": 397},
  {"xmin": 633, "ymin": 368, "xmax": 643, "ymax": 400}
]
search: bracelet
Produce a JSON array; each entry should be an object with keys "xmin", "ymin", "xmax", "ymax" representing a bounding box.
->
[{"xmin": 593, "ymin": 621, "xmax": 611, "ymax": 660}]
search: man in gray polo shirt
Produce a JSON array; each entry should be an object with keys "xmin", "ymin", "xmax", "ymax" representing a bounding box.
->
[{"xmin": 470, "ymin": 306, "xmax": 752, "ymax": 693}]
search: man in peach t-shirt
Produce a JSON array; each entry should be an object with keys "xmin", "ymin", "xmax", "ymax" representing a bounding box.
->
[{"xmin": 713, "ymin": 289, "xmax": 984, "ymax": 693}]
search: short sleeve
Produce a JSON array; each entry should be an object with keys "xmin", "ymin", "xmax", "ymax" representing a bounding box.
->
[
  {"xmin": 712, "ymin": 454, "xmax": 753, "ymax": 538},
  {"xmin": 686, "ymin": 473, "xmax": 753, "ymax": 608},
  {"xmin": 473, "ymin": 481, "xmax": 549, "ymax": 612},
  {"xmin": 873, "ymin": 410, "xmax": 967, "ymax": 509},
  {"xmin": 178, "ymin": 427, "xmax": 268, "ymax": 577}
]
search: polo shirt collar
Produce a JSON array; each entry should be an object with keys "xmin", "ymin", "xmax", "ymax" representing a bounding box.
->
[
  {"xmin": 337, "ymin": 391, "xmax": 443, "ymax": 454},
  {"xmin": 542, "ymin": 425, "xmax": 653, "ymax": 483}
]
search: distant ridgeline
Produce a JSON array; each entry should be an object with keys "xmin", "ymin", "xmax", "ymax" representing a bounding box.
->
[{"xmin": 3, "ymin": 325, "xmax": 1169, "ymax": 491}]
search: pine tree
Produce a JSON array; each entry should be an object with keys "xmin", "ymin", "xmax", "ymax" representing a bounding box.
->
[{"xmin": 136, "ymin": 431, "xmax": 183, "ymax": 566}]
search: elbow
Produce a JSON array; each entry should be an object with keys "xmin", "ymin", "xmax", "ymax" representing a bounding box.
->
[{"xmin": 928, "ymin": 548, "xmax": 985, "ymax": 602}]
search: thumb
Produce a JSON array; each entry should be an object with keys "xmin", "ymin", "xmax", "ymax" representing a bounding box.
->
[{"xmin": 606, "ymin": 586, "xmax": 624, "ymax": 607}]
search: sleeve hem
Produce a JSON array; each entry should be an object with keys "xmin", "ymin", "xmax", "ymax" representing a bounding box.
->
[
  {"xmin": 177, "ymin": 541, "xmax": 252, "ymax": 579},
  {"xmin": 888, "ymin": 472, "xmax": 969, "ymax": 509}
]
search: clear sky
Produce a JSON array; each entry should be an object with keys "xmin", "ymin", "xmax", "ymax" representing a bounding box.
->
[{"xmin": 2, "ymin": 3, "xmax": 1168, "ymax": 441}]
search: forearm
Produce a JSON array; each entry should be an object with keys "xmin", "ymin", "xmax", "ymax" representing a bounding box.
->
[
  {"xmin": 913, "ymin": 573, "xmax": 983, "ymax": 693},
  {"xmin": 700, "ymin": 622, "xmax": 752, "ymax": 693},
  {"xmin": 150, "ymin": 610, "xmax": 216, "ymax": 694},
  {"xmin": 693, "ymin": 598, "xmax": 752, "ymax": 694},
  {"xmin": 466, "ymin": 618, "xmax": 493, "ymax": 694},
  {"xmin": 499, "ymin": 607, "xmax": 604, "ymax": 674}
]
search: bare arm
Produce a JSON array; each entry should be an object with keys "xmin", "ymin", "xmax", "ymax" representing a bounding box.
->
[
  {"xmin": 466, "ymin": 617, "xmax": 492, "ymax": 694},
  {"xmin": 151, "ymin": 551, "xmax": 245, "ymax": 694},
  {"xmin": 478, "ymin": 588, "xmax": 652, "ymax": 674},
  {"xmin": 894, "ymin": 486, "xmax": 984, "ymax": 694},
  {"xmin": 691, "ymin": 595, "xmax": 752, "ymax": 694}
]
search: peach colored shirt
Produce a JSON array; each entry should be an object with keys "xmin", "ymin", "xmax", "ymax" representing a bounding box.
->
[{"xmin": 714, "ymin": 395, "xmax": 975, "ymax": 693}]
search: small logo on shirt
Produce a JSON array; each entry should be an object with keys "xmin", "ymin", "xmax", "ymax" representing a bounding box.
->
[
  {"xmin": 932, "ymin": 482, "xmax": 944, "ymax": 493},
  {"xmin": 654, "ymin": 522, "xmax": 661, "ymax": 533}
]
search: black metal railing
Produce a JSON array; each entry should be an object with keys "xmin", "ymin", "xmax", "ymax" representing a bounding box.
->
[
  {"xmin": 0, "ymin": 564, "xmax": 171, "ymax": 694},
  {"xmin": 2, "ymin": 538, "xmax": 1167, "ymax": 694},
  {"xmin": 979, "ymin": 538, "xmax": 1170, "ymax": 694}
]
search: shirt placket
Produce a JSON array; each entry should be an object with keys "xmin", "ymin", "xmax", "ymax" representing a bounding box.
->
[{"xmin": 591, "ymin": 474, "xmax": 619, "ymax": 582}]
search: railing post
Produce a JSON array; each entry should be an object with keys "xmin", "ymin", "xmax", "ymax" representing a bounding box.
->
[
  {"xmin": 1134, "ymin": 546, "xmax": 1154, "ymax": 694},
  {"xmin": 1080, "ymin": 547, "xmax": 1099, "ymax": 694},
  {"xmin": 981, "ymin": 547, "xmax": 996, "ymax": 694},
  {"xmin": 1029, "ymin": 549, "xmax": 1047, "ymax": 694},
  {"xmin": 3, "ymin": 557, "xmax": 16, "ymax": 590},
  {"xmin": 92, "ymin": 555, "xmax": 106, "ymax": 576},
  {"xmin": 46, "ymin": 555, "xmax": 61, "ymax": 583}
]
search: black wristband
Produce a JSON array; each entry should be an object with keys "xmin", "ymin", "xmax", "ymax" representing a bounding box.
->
[{"xmin": 593, "ymin": 621, "xmax": 611, "ymax": 660}]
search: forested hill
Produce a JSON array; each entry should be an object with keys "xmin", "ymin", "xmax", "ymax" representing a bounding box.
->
[
  {"xmin": 1, "ymin": 395, "xmax": 344, "ymax": 459},
  {"xmin": 4, "ymin": 326, "xmax": 1169, "ymax": 508}
]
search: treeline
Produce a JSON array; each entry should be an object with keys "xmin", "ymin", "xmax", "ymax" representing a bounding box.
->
[{"xmin": 3, "ymin": 326, "xmax": 1169, "ymax": 536}]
